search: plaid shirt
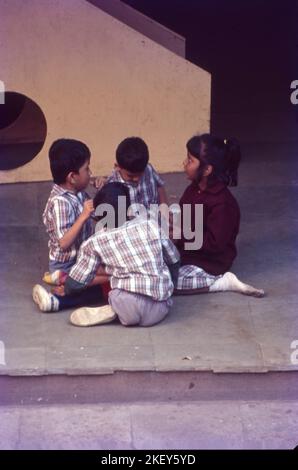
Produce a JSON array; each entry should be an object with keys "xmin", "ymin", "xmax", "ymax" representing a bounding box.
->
[
  {"xmin": 106, "ymin": 163, "xmax": 164, "ymax": 209},
  {"xmin": 43, "ymin": 184, "xmax": 94, "ymax": 265},
  {"xmin": 69, "ymin": 216, "xmax": 180, "ymax": 301}
]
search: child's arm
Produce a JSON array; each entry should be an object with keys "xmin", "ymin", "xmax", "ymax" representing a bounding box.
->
[
  {"xmin": 88, "ymin": 265, "xmax": 110, "ymax": 286},
  {"xmin": 158, "ymin": 185, "xmax": 168, "ymax": 205},
  {"xmin": 58, "ymin": 199, "xmax": 94, "ymax": 251},
  {"xmin": 90, "ymin": 176, "xmax": 107, "ymax": 190},
  {"xmin": 199, "ymin": 203, "xmax": 238, "ymax": 254},
  {"xmin": 53, "ymin": 265, "xmax": 110, "ymax": 296},
  {"xmin": 149, "ymin": 164, "xmax": 168, "ymax": 206},
  {"xmin": 64, "ymin": 242, "xmax": 102, "ymax": 295}
]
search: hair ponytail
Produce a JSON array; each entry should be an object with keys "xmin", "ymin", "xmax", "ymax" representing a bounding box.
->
[{"xmin": 186, "ymin": 133, "xmax": 241, "ymax": 187}]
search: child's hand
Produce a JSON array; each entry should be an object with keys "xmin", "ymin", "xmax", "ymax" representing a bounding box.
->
[
  {"xmin": 91, "ymin": 176, "xmax": 107, "ymax": 190},
  {"xmin": 81, "ymin": 199, "xmax": 94, "ymax": 221},
  {"xmin": 51, "ymin": 285, "xmax": 65, "ymax": 296}
]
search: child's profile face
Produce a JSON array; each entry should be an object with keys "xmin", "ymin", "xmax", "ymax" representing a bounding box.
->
[
  {"xmin": 116, "ymin": 165, "xmax": 144, "ymax": 185},
  {"xmin": 73, "ymin": 159, "xmax": 92, "ymax": 190},
  {"xmin": 183, "ymin": 152, "xmax": 200, "ymax": 180}
]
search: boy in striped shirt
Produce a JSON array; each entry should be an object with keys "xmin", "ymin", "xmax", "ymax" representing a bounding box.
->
[
  {"xmin": 99, "ymin": 137, "xmax": 168, "ymax": 209},
  {"xmin": 32, "ymin": 138, "xmax": 104, "ymax": 312},
  {"xmin": 65, "ymin": 182, "xmax": 180, "ymax": 327}
]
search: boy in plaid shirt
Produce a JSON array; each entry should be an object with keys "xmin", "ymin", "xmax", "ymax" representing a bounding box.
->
[
  {"xmin": 32, "ymin": 138, "xmax": 104, "ymax": 312},
  {"xmin": 98, "ymin": 137, "xmax": 168, "ymax": 209},
  {"xmin": 65, "ymin": 182, "xmax": 180, "ymax": 327},
  {"xmin": 43, "ymin": 139, "xmax": 94, "ymax": 272}
]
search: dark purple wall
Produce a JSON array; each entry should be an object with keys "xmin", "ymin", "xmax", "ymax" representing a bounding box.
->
[{"xmin": 123, "ymin": 0, "xmax": 298, "ymax": 146}]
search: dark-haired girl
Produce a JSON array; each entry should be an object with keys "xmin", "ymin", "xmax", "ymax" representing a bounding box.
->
[{"xmin": 175, "ymin": 134, "xmax": 264, "ymax": 296}]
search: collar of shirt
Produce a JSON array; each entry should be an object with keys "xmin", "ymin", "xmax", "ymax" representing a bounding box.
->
[
  {"xmin": 113, "ymin": 170, "xmax": 142, "ymax": 188},
  {"xmin": 52, "ymin": 183, "xmax": 84, "ymax": 200}
]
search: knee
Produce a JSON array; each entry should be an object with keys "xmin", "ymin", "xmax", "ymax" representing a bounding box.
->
[{"xmin": 140, "ymin": 302, "xmax": 171, "ymax": 327}]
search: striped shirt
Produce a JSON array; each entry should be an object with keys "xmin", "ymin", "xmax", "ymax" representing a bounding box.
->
[
  {"xmin": 106, "ymin": 163, "xmax": 164, "ymax": 209},
  {"xmin": 43, "ymin": 184, "xmax": 93, "ymax": 265},
  {"xmin": 68, "ymin": 216, "xmax": 180, "ymax": 301}
]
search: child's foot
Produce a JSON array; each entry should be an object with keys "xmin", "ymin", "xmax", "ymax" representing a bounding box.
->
[
  {"xmin": 209, "ymin": 272, "xmax": 265, "ymax": 297},
  {"xmin": 42, "ymin": 270, "xmax": 67, "ymax": 286},
  {"xmin": 70, "ymin": 305, "xmax": 117, "ymax": 327},
  {"xmin": 32, "ymin": 284, "xmax": 60, "ymax": 312}
]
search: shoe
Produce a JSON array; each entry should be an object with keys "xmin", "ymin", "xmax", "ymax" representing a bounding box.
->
[
  {"xmin": 32, "ymin": 284, "xmax": 60, "ymax": 312},
  {"xmin": 209, "ymin": 272, "xmax": 265, "ymax": 297},
  {"xmin": 70, "ymin": 305, "xmax": 117, "ymax": 327},
  {"xmin": 42, "ymin": 270, "xmax": 67, "ymax": 286}
]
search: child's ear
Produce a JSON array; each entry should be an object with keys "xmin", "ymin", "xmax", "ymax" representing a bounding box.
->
[
  {"xmin": 67, "ymin": 171, "xmax": 76, "ymax": 184},
  {"xmin": 204, "ymin": 165, "xmax": 213, "ymax": 177},
  {"xmin": 114, "ymin": 163, "xmax": 119, "ymax": 170}
]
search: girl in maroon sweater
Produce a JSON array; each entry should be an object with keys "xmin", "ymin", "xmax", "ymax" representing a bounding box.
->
[
  {"xmin": 179, "ymin": 134, "xmax": 240, "ymax": 275},
  {"xmin": 175, "ymin": 134, "xmax": 264, "ymax": 297}
]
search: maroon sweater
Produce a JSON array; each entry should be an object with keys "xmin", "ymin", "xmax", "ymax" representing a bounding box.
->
[{"xmin": 177, "ymin": 180, "xmax": 240, "ymax": 276}]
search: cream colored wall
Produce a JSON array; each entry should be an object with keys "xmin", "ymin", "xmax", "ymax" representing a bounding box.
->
[{"xmin": 0, "ymin": 0, "xmax": 210, "ymax": 184}]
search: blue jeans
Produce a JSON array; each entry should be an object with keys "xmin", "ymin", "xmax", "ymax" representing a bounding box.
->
[
  {"xmin": 54, "ymin": 285, "xmax": 104, "ymax": 310},
  {"xmin": 49, "ymin": 259, "xmax": 76, "ymax": 274}
]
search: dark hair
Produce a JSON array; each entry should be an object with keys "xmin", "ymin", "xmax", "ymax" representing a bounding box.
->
[
  {"xmin": 186, "ymin": 133, "xmax": 241, "ymax": 186},
  {"xmin": 93, "ymin": 182, "xmax": 131, "ymax": 228},
  {"xmin": 49, "ymin": 138, "xmax": 91, "ymax": 184},
  {"xmin": 116, "ymin": 137, "xmax": 149, "ymax": 173}
]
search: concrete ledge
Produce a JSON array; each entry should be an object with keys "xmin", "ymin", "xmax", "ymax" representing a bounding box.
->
[{"xmin": 1, "ymin": 371, "xmax": 298, "ymax": 406}]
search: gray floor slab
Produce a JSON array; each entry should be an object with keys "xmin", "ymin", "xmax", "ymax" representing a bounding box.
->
[
  {"xmin": 16, "ymin": 405, "xmax": 132, "ymax": 450},
  {"xmin": 1, "ymin": 400, "xmax": 297, "ymax": 450},
  {"xmin": 239, "ymin": 401, "xmax": 298, "ymax": 449},
  {"xmin": 130, "ymin": 401, "xmax": 245, "ymax": 450},
  {"xmin": 0, "ymin": 408, "xmax": 21, "ymax": 450},
  {"xmin": 248, "ymin": 296, "xmax": 298, "ymax": 371},
  {"xmin": 0, "ymin": 142, "xmax": 298, "ymax": 375}
]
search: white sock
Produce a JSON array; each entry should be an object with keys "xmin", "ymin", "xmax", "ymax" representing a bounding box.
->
[{"xmin": 209, "ymin": 272, "xmax": 265, "ymax": 297}]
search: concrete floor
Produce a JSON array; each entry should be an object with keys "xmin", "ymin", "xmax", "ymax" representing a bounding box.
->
[
  {"xmin": 0, "ymin": 142, "xmax": 298, "ymax": 376},
  {"xmin": 0, "ymin": 141, "xmax": 298, "ymax": 450},
  {"xmin": 1, "ymin": 400, "xmax": 298, "ymax": 450}
]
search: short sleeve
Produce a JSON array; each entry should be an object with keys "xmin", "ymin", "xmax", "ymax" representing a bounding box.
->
[
  {"xmin": 51, "ymin": 198, "xmax": 74, "ymax": 240},
  {"xmin": 68, "ymin": 239, "xmax": 101, "ymax": 286},
  {"xmin": 149, "ymin": 164, "xmax": 164, "ymax": 187}
]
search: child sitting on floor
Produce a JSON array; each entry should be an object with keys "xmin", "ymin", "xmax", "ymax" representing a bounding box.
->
[
  {"xmin": 33, "ymin": 138, "xmax": 105, "ymax": 311},
  {"xmin": 64, "ymin": 182, "xmax": 180, "ymax": 326},
  {"xmin": 96, "ymin": 136, "xmax": 168, "ymax": 209}
]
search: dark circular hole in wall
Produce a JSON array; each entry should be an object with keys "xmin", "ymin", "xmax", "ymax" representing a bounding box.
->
[
  {"xmin": 0, "ymin": 92, "xmax": 26, "ymax": 130},
  {"xmin": 0, "ymin": 91, "xmax": 47, "ymax": 171}
]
